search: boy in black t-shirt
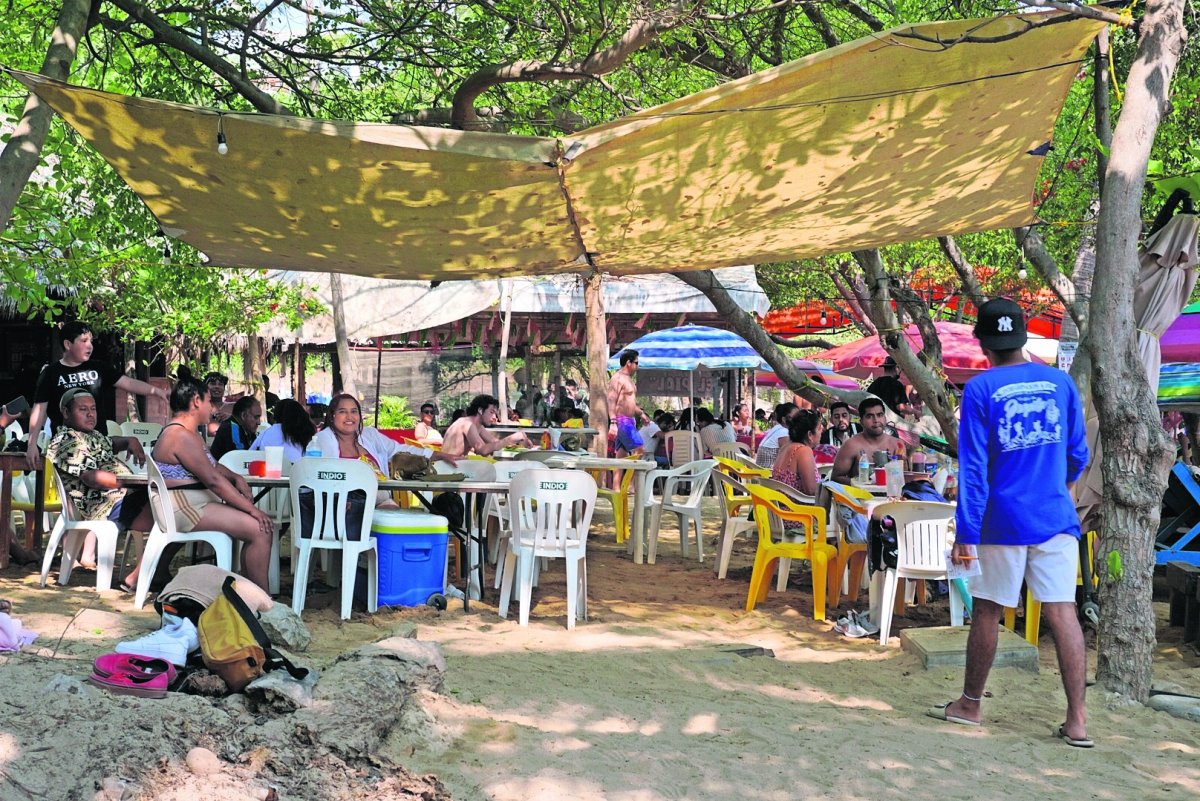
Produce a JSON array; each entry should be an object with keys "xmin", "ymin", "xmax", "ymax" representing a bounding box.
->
[{"xmin": 27, "ymin": 322, "xmax": 167, "ymax": 469}]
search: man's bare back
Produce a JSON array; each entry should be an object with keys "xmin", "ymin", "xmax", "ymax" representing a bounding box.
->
[{"xmin": 441, "ymin": 416, "xmax": 479, "ymax": 457}]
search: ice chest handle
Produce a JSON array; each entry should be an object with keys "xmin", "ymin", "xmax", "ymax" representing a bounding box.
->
[{"xmin": 403, "ymin": 546, "xmax": 433, "ymax": 562}]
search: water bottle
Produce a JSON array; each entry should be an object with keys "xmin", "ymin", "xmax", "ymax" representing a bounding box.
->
[
  {"xmin": 858, "ymin": 449, "xmax": 870, "ymax": 483},
  {"xmin": 305, "ymin": 437, "xmax": 322, "ymax": 459}
]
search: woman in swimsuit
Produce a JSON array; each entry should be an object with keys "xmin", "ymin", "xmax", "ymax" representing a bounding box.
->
[
  {"xmin": 771, "ymin": 409, "xmax": 824, "ymax": 499},
  {"xmin": 123, "ymin": 370, "xmax": 274, "ymax": 591}
]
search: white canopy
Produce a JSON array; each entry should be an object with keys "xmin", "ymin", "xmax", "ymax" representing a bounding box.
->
[{"xmin": 262, "ymin": 266, "xmax": 769, "ymax": 345}]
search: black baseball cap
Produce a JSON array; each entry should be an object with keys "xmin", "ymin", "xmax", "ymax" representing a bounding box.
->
[
  {"xmin": 974, "ymin": 298, "xmax": 1027, "ymax": 350},
  {"xmin": 881, "ymin": 356, "xmax": 897, "ymax": 370}
]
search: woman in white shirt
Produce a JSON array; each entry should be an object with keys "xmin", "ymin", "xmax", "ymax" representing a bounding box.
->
[
  {"xmin": 250, "ymin": 398, "xmax": 315, "ymax": 462},
  {"xmin": 755, "ymin": 402, "xmax": 799, "ymax": 468}
]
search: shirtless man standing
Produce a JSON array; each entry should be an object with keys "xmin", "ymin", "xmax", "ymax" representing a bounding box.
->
[
  {"xmin": 607, "ymin": 350, "xmax": 650, "ymax": 457},
  {"xmin": 831, "ymin": 397, "xmax": 907, "ymax": 484},
  {"xmin": 441, "ymin": 394, "xmax": 531, "ymax": 457}
]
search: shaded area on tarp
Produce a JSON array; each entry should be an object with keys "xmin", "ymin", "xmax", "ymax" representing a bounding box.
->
[{"xmin": 3, "ymin": 11, "xmax": 1102, "ymax": 280}]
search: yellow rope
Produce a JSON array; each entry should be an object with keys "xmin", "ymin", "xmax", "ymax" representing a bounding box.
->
[{"xmin": 1109, "ymin": 2, "xmax": 1137, "ymax": 104}]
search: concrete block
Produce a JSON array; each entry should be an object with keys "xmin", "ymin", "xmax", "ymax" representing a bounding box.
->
[{"xmin": 900, "ymin": 625, "xmax": 1039, "ymax": 672}]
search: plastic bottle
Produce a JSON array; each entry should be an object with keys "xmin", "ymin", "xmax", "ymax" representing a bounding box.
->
[
  {"xmin": 858, "ymin": 449, "xmax": 870, "ymax": 483},
  {"xmin": 925, "ymin": 449, "xmax": 938, "ymax": 475},
  {"xmin": 911, "ymin": 450, "xmax": 926, "ymax": 472},
  {"xmin": 305, "ymin": 437, "xmax": 323, "ymax": 459}
]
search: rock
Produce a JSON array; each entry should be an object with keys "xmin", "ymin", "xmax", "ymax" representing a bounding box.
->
[
  {"xmin": 97, "ymin": 778, "xmax": 129, "ymax": 801},
  {"xmin": 1104, "ymin": 691, "xmax": 1141, "ymax": 711},
  {"xmin": 246, "ymin": 668, "xmax": 320, "ymax": 713},
  {"xmin": 186, "ymin": 746, "xmax": 223, "ymax": 775},
  {"xmin": 386, "ymin": 622, "xmax": 418, "ymax": 640},
  {"xmin": 258, "ymin": 604, "xmax": 311, "ymax": 652},
  {"xmin": 340, "ymin": 636, "xmax": 446, "ymax": 681},
  {"xmin": 1148, "ymin": 693, "xmax": 1200, "ymax": 723},
  {"xmin": 41, "ymin": 674, "xmax": 95, "ymax": 697}
]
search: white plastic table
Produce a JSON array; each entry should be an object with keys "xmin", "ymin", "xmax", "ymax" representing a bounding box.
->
[
  {"xmin": 487, "ymin": 425, "xmax": 599, "ymax": 449},
  {"xmin": 543, "ymin": 455, "xmax": 659, "ymax": 564}
]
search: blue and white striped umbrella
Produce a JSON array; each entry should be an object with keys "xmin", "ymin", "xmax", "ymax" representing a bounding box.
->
[{"xmin": 607, "ymin": 324, "xmax": 761, "ymax": 371}]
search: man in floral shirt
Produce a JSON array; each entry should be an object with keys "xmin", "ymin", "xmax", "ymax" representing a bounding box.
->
[{"xmin": 46, "ymin": 388, "xmax": 153, "ymax": 572}]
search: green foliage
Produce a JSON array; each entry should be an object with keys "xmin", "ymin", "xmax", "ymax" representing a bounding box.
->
[{"xmin": 373, "ymin": 395, "xmax": 418, "ymax": 429}]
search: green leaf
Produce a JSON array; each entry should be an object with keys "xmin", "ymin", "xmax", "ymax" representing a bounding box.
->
[{"xmin": 1107, "ymin": 550, "xmax": 1123, "ymax": 582}]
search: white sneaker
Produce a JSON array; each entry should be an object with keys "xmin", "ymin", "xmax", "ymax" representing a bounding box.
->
[{"xmin": 115, "ymin": 615, "xmax": 198, "ymax": 666}]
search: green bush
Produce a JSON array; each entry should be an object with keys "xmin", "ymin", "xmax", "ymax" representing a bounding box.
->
[{"xmin": 374, "ymin": 395, "xmax": 418, "ymax": 429}]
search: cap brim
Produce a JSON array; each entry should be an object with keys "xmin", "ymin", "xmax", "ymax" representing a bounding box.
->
[{"xmin": 977, "ymin": 330, "xmax": 1028, "ymax": 350}]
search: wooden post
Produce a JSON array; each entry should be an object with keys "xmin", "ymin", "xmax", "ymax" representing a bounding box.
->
[
  {"xmin": 330, "ymin": 272, "xmax": 358, "ymax": 397},
  {"xmin": 497, "ymin": 279, "xmax": 514, "ymax": 413},
  {"xmin": 374, "ymin": 337, "xmax": 383, "ymax": 427},
  {"xmin": 585, "ymin": 272, "xmax": 609, "ymax": 458},
  {"xmin": 291, "ymin": 342, "xmax": 302, "ymax": 401},
  {"xmin": 246, "ymin": 336, "xmax": 264, "ymax": 405},
  {"xmin": 296, "ymin": 348, "xmax": 307, "ymax": 407}
]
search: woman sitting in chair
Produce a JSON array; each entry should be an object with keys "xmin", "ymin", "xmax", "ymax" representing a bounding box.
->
[
  {"xmin": 771, "ymin": 409, "xmax": 824, "ymax": 503},
  {"xmin": 316, "ymin": 394, "xmax": 457, "ymax": 507},
  {"xmin": 124, "ymin": 368, "xmax": 275, "ymax": 591},
  {"xmin": 250, "ymin": 398, "xmax": 316, "ymax": 463},
  {"xmin": 695, "ymin": 408, "xmax": 737, "ymax": 456}
]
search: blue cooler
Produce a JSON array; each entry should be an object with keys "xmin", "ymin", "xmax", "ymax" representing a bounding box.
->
[{"xmin": 373, "ymin": 509, "xmax": 449, "ymax": 607}]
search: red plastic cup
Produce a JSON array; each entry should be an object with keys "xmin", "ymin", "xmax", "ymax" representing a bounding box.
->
[
  {"xmin": 248, "ymin": 460, "xmax": 266, "ymax": 477},
  {"xmin": 874, "ymin": 467, "xmax": 886, "ymax": 485}
]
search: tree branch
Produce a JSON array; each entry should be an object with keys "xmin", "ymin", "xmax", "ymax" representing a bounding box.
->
[
  {"xmin": 854, "ymin": 249, "xmax": 959, "ymax": 450},
  {"xmin": 831, "ymin": 261, "xmax": 877, "ymax": 336},
  {"xmin": 106, "ymin": 0, "xmax": 294, "ymax": 115},
  {"xmin": 937, "ymin": 236, "xmax": 988, "ymax": 311},
  {"xmin": 671, "ymin": 269, "xmax": 868, "ymax": 407},
  {"xmin": 834, "ymin": 0, "xmax": 886, "ymax": 32},
  {"xmin": 1015, "ymin": 1, "xmax": 1127, "ymax": 27},
  {"xmin": 768, "ymin": 334, "xmax": 836, "ymax": 350},
  {"xmin": 450, "ymin": 0, "xmax": 698, "ymax": 129},
  {"xmin": 800, "ymin": 2, "xmax": 839, "ymax": 49},
  {"xmin": 1013, "ymin": 226, "xmax": 1087, "ymax": 336}
]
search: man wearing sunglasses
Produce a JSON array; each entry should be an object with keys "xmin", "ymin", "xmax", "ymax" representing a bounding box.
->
[{"xmin": 607, "ymin": 350, "xmax": 650, "ymax": 457}]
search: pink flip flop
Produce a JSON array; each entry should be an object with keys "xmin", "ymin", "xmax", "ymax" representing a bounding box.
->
[
  {"xmin": 93, "ymin": 654, "xmax": 177, "ymax": 683},
  {"xmin": 86, "ymin": 670, "xmax": 170, "ymax": 699}
]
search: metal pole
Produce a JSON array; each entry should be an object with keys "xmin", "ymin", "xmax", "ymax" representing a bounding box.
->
[{"xmin": 374, "ymin": 337, "xmax": 383, "ymax": 428}]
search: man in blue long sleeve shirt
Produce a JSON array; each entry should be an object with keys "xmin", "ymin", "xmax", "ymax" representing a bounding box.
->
[{"xmin": 927, "ymin": 299, "xmax": 1092, "ymax": 748}]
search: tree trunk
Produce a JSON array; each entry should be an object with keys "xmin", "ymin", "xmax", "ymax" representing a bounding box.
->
[
  {"xmin": 585, "ymin": 272, "xmax": 610, "ymax": 458},
  {"xmin": 497, "ymin": 279, "xmax": 514, "ymax": 413},
  {"xmin": 853, "ymin": 249, "xmax": 960, "ymax": 450},
  {"xmin": 672, "ymin": 269, "xmax": 869, "ymax": 408},
  {"xmin": 329, "ymin": 273, "xmax": 357, "ymax": 397},
  {"xmin": 1089, "ymin": 0, "xmax": 1185, "ymax": 701},
  {"xmin": 244, "ymin": 336, "xmax": 264, "ymax": 405},
  {"xmin": 0, "ymin": 0, "xmax": 93, "ymax": 235}
]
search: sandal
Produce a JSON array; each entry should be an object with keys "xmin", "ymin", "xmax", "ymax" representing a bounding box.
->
[
  {"xmin": 1056, "ymin": 725, "xmax": 1094, "ymax": 748},
  {"xmin": 926, "ymin": 700, "xmax": 980, "ymax": 726},
  {"xmin": 86, "ymin": 670, "xmax": 170, "ymax": 699}
]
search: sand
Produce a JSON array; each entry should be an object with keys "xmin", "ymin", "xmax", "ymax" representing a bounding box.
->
[{"xmin": 2, "ymin": 499, "xmax": 1199, "ymax": 800}]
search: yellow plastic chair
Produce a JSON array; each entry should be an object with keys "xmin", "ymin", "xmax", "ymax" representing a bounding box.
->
[
  {"xmin": 714, "ymin": 455, "xmax": 769, "ymax": 484},
  {"xmin": 745, "ymin": 484, "xmax": 837, "ymax": 620},
  {"xmin": 713, "ymin": 458, "xmax": 758, "ymax": 520},
  {"xmin": 12, "ymin": 464, "xmax": 63, "ymax": 543},
  {"xmin": 588, "ymin": 456, "xmax": 638, "ymax": 543},
  {"xmin": 820, "ymin": 481, "xmax": 873, "ymax": 606},
  {"xmin": 1004, "ymin": 531, "xmax": 1096, "ymax": 645}
]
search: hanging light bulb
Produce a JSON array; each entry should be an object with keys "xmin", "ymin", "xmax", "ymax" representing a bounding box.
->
[
  {"xmin": 162, "ymin": 242, "xmax": 171, "ymax": 266},
  {"xmin": 216, "ymin": 115, "xmax": 228, "ymax": 155},
  {"xmin": 1017, "ymin": 254, "xmax": 1027, "ymax": 280},
  {"xmin": 820, "ymin": 308, "xmax": 828, "ymax": 326}
]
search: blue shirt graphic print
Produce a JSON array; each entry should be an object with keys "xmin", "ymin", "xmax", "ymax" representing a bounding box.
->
[
  {"xmin": 994, "ymin": 381, "xmax": 1064, "ymax": 453},
  {"xmin": 955, "ymin": 362, "xmax": 1089, "ymax": 547}
]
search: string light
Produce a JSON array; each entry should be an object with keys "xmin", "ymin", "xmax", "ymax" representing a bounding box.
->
[
  {"xmin": 162, "ymin": 241, "xmax": 171, "ymax": 266},
  {"xmin": 819, "ymin": 308, "xmax": 828, "ymax": 326},
  {"xmin": 216, "ymin": 115, "xmax": 228, "ymax": 155}
]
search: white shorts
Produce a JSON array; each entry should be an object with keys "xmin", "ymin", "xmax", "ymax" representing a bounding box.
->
[{"xmin": 968, "ymin": 533, "xmax": 1079, "ymax": 608}]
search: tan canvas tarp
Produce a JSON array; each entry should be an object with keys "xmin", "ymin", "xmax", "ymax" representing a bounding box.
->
[{"xmin": 5, "ymin": 12, "xmax": 1102, "ymax": 280}]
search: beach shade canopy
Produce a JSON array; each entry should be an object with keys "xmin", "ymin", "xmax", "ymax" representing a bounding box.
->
[
  {"xmin": 809, "ymin": 321, "xmax": 1048, "ymax": 385},
  {"xmin": 0, "ymin": 11, "xmax": 1102, "ymax": 281},
  {"xmin": 1158, "ymin": 362, "xmax": 1200, "ymax": 410},
  {"xmin": 608, "ymin": 325, "xmax": 761, "ymax": 371},
  {"xmin": 1162, "ymin": 302, "xmax": 1200, "ymax": 364},
  {"xmin": 756, "ymin": 361, "xmax": 861, "ymax": 392}
]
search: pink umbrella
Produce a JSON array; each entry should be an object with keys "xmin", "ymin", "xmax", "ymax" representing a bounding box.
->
[
  {"xmin": 809, "ymin": 321, "xmax": 1047, "ymax": 384},
  {"xmin": 1160, "ymin": 302, "xmax": 1200, "ymax": 364},
  {"xmin": 756, "ymin": 360, "xmax": 861, "ymax": 392}
]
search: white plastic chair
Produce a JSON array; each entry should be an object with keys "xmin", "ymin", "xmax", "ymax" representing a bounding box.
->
[
  {"xmin": 39, "ymin": 464, "xmax": 141, "ymax": 592},
  {"xmin": 134, "ymin": 459, "xmax": 234, "ymax": 610},
  {"xmin": 662, "ymin": 431, "xmax": 702, "ymax": 467},
  {"xmin": 644, "ymin": 459, "xmax": 717, "ymax": 563},
  {"xmin": 711, "ymin": 441, "xmax": 751, "ymax": 461},
  {"xmin": 711, "ymin": 469, "xmax": 758, "ymax": 579},
  {"xmin": 218, "ymin": 449, "xmax": 290, "ymax": 594},
  {"xmin": 488, "ymin": 461, "xmax": 548, "ymax": 585},
  {"xmin": 498, "ymin": 469, "xmax": 597, "ymax": 629},
  {"xmin": 105, "ymin": 421, "xmax": 122, "ymax": 437},
  {"xmin": 121, "ymin": 421, "xmax": 163, "ymax": 450},
  {"xmin": 289, "ymin": 457, "xmax": 379, "ymax": 619},
  {"xmin": 874, "ymin": 501, "xmax": 964, "ymax": 645},
  {"xmin": 4, "ymin": 420, "xmax": 23, "ymax": 447}
]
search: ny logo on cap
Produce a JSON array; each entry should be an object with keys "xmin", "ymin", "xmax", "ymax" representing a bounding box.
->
[{"xmin": 997, "ymin": 316, "xmax": 1013, "ymax": 332}]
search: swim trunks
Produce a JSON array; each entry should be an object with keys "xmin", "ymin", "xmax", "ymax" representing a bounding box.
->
[{"xmin": 615, "ymin": 416, "xmax": 644, "ymax": 452}]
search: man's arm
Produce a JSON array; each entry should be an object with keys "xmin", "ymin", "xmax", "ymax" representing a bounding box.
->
[
  {"xmin": 113, "ymin": 375, "xmax": 168, "ymax": 402},
  {"xmin": 952, "ymin": 385, "xmax": 989, "ymax": 546},
  {"xmin": 111, "ymin": 436, "xmax": 147, "ymax": 467},
  {"xmin": 24, "ymin": 401, "xmax": 48, "ymax": 469},
  {"xmin": 830, "ymin": 439, "xmax": 859, "ymax": 484},
  {"xmin": 1065, "ymin": 383, "xmax": 1090, "ymax": 483}
]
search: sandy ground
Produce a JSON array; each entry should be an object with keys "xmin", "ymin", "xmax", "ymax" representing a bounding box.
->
[{"xmin": 2, "ymin": 499, "xmax": 1199, "ymax": 800}]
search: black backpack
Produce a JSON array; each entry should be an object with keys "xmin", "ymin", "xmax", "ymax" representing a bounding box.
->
[{"xmin": 868, "ymin": 480, "xmax": 949, "ymax": 575}]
